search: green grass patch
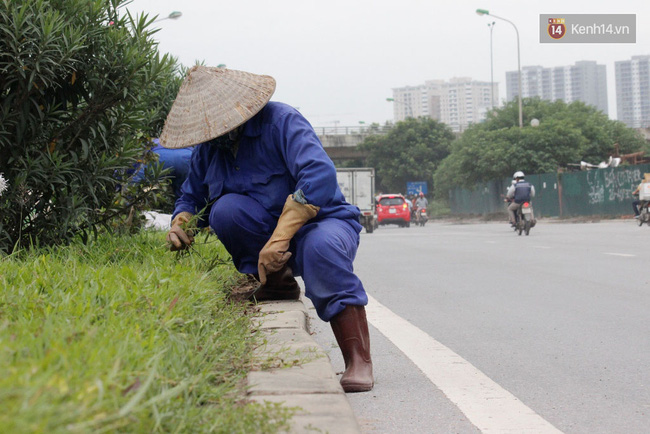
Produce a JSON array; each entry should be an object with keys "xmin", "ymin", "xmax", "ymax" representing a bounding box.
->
[
  {"xmin": 0, "ymin": 231, "xmax": 292, "ymax": 433},
  {"xmin": 427, "ymin": 199, "xmax": 451, "ymax": 218}
]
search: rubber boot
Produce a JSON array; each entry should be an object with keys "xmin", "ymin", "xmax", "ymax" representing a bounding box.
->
[
  {"xmin": 247, "ymin": 266, "xmax": 300, "ymax": 302},
  {"xmin": 330, "ymin": 305, "xmax": 374, "ymax": 392}
]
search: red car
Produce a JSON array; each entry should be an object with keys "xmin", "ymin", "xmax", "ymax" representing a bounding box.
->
[{"xmin": 376, "ymin": 194, "xmax": 411, "ymax": 228}]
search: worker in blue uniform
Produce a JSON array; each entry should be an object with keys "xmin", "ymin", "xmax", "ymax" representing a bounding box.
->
[
  {"xmin": 132, "ymin": 138, "xmax": 194, "ymax": 200},
  {"xmin": 159, "ymin": 66, "xmax": 373, "ymax": 393}
]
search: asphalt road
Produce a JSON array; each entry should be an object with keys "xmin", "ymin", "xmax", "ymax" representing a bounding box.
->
[{"xmin": 308, "ymin": 219, "xmax": 650, "ymax": 433}]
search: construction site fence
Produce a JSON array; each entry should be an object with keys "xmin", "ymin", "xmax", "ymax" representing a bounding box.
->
[{"xmin": 449, "ymin": 163, "xmax": 650, "ymax": 218}]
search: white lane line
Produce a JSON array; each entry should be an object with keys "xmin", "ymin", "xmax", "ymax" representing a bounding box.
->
[
  {"xmin": 603, "ymin": 252, "xmax": 636, "ymax": 257},
  {"xmin": 366, "ymin": 294, "xmax": 563, "ymax": 434},
  {"xmin": 533, "ymin": 246, "xmax": 552, "ymax": 249}
]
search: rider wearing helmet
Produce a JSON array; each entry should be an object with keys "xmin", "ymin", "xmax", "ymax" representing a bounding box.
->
[
  {"xmin": 415, "ymin": 191, "xmax": 428, "ymax": 210},
  {"xmin": 414, "ymin": 192, "xmax": 428, "ymax": 224},
  {"xmin": 506, "ymin": 171, "xmax": 535, "ymax": 225}
]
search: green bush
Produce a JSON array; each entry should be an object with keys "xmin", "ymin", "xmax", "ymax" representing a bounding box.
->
[{"xmin": 0, "ymin": 0, "xmax": 183, "ymax": 254}]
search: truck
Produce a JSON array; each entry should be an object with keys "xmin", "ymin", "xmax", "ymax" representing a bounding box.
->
[{"xmin": 336, "ymin": 167, "xmax": 376, "ymax": 233}]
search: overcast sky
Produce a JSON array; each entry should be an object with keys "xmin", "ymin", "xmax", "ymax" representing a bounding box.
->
[{"xmin": 126, "ymin": 0, "xmax": 649, "ymax": 128}]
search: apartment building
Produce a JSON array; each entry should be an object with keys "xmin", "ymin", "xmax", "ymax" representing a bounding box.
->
[
  {"xmin": 391, "ymin": 78, "xmax": 495, "ymax": 132},
  {"xmin": 615, "ymin": 55, "xmax": 650, "ymax": 128},
  {"xmin": 505, "ymin": 60, "xmax": 608, "ymax": 114}
]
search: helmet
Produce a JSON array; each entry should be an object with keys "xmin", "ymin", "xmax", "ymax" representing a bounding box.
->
[
  {"xmin": 419, "ymin": 192, "xmax": 424, "ymax": 197},
  {"xmin": 513, "ymin": 171, "xmax": 525, "ymax": 179}
]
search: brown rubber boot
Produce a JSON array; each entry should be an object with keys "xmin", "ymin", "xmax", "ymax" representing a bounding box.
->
[
  {"xmin": 330, "ymin": 305, "xmax": 374, "ymax": 392},
  {"xmin": 247, "ymin": 266, "xmax": 300, "ymax": 302}
]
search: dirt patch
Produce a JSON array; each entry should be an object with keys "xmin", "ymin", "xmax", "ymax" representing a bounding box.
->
[{"xmin": 228, "ymin": 274, "xmax": 259, "ymax": 301}]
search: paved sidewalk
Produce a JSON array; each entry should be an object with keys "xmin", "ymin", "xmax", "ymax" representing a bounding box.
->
[{"xmin": 247, "ymin": 299, "xmax": 360, "ymax": 433}]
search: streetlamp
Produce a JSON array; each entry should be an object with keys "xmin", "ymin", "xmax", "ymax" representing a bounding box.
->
[
  {"xmin": 153, "ymin": 11, "xmax": 183, "ymax": 23},
  {"xmin": 386, "ymin": 97, "xmax": 411, "ymax": 120},
  {"xmin": 476, "ymin": 9, "xmax": 522, "ymax": 128},
  {"xmin": 487, "ymin": 21, "xmax": 496, "ymax": 109}
]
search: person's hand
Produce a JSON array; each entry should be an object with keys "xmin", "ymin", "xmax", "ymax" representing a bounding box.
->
[
  {"xmin": 166, "ymin": 212, "xmax": 194, "ymax": 251},
  {"xmin": 258, "ymin": 239, "xmax": 292, "ymax": 285},
  {"xmin": 256, "ymin": 194, "xmax": 319, "ymax": 285}
]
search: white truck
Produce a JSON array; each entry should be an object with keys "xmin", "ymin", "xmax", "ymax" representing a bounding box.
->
[{"xmin": 336, "ymin": 167, "xmax": 376, "ymax": 233}]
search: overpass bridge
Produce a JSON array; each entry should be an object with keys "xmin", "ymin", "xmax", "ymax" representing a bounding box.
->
[{"xmin": 314, "ymin": 125, "xmax": 390, "ymax": 163}]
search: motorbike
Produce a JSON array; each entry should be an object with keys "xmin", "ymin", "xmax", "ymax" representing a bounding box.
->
[
  {"xmin": 514, "ymin": 201, "xmax": 534, "ymax": 236},
  {"xmin": 416, "ymin": 208, "xmax": 428, "ymax": 227},
  {"xmin": 637, "ymin": 201, "xmax": 650, "ymax": 226}
]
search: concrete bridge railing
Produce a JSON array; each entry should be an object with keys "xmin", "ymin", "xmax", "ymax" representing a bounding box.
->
[{"xmin": 315, "ymin": 125, "xmax": 391, "ymax": 162}]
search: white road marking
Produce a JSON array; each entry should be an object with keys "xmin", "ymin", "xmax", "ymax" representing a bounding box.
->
[
  {"xmin": 533, "ymin": 246, "xmax": 552, "ymax": 249},
  {"xmin": 603, "ymin": 252, "xmax": 635, "ymax": 257},
  {"xmin": 366, "ymin": 294, "xmax": 563, "ymax": 433}
]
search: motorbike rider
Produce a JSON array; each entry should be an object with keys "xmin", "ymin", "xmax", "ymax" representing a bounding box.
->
[
  {"xmin": 408, "ymin": 194, "xmax": 417, "ymax": 220},
  {"xmin": 632, "ymin": 173, "xmax": 650, "ymax": 218},
  {"xmin": 415, "ymin": 192, "xmax": 428, "ymax": 223},
  {"xmin": 506, "ymin": 171, "xmax": 535, "ymax": 225},
  {"xmin": 504, "ymin": 179, "xmax": 516, "ymax": 226},
  {"xmin": 404, "ymin": 193, "xmax": 413, "ymax": 214}
]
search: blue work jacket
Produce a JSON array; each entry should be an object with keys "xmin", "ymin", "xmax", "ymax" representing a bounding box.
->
[{"xmin": 173, "ymin": 102, "xmax": 359, "ymax": 224}]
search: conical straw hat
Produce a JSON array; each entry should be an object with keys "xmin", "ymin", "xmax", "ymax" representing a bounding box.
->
[{"xmin": 160, "ymin": 66, "xmax": 276, "ymax": 149}]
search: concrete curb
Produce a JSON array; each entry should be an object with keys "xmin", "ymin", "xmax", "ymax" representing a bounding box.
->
[{"xmin": 247, "ymin": 299, "xmax": 360, "ymax": 433}]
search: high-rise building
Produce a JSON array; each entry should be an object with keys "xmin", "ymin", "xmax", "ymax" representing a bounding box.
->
[
  {"xmin": 506, "ymin": 60, "xmax": 608, "ymax": 114},
  {"xmin": 391, "ymin": 78, "xmax": 495, "ymax": 132},
  {"xmin": 615, "ymin": 55, "xmax": 650, "ymax": 128}
]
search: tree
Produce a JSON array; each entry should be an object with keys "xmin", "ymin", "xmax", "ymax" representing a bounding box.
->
[
  {"xmin": 433, "ymin": 98, "xmax": 647, "ymax": 199},
  {"xmin": 358, "ymin": 118, "xmax": 455, "ymax": 194},
  {"xmin": 0, "ymin": 0, "xmax": 183, "ymax": 253}
]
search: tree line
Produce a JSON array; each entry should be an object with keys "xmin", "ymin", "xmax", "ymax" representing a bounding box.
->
[{"xmin": 351, "ymin": 98, "xmax": 647, "ymax": 199}]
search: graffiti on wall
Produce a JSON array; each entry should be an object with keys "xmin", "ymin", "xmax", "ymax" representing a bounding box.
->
[
  {"xmin": 605, "ymin": 168, "xmax": 641, "ymax": 202},
  {"xmin": 586, "ymin": 171, "xmax": 605, "ymax": 204},
  {"xmin": 586, "ymin": 168, "xmax": 641, "ymax": 204}
]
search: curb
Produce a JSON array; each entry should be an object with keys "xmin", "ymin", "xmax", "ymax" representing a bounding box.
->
[{"xmin": 247, "ymin": 299, "xmax": 360, "ymax": 433}]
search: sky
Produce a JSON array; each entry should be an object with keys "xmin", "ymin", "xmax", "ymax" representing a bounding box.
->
[{"xmin": 125, "ymin": 0, "xmax": 650, "ymax": 128}]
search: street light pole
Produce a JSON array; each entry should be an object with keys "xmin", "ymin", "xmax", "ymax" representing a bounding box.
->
[
  {"xmin": 386, "ymin": 97, "xmax": 411, "ymax": 120},
  {"xmin": 476, "ymin": 9, "xmax": 522, "ymax": 128},
  {"xmin": 488, "ymin": 21, "xmax": 496, "ymax": 109}
]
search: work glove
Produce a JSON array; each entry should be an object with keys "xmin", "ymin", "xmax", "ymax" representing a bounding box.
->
[
  {"xmin": 258, "ymin": 194, "xmax": 319, "ymax": 284},
  {"xmin": 166, "ymin": 211, "xmax": 195, "ymax": 251}
]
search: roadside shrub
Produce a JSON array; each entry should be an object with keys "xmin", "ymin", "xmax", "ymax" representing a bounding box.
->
[{"xmin": 0, "ymin": 0, "xmax": 183, "ymax": 254}]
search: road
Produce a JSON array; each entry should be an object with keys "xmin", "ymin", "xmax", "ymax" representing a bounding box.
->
[{"xmin": 307, "ymin": 219, "xmax": 650, "ymax": 433}]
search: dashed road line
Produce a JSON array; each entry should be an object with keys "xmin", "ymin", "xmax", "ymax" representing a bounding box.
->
[
  {"xmin": 366, "ymin": 294, "xmax": 563, "ymax": 433},
  {"xmin": 603, "ymin": 252, "xmax": 635, "ymax": 257}
]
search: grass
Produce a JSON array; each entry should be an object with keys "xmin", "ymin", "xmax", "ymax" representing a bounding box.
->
[
  {"xmin": 0, "ymin": 230, "xmax": 292, "ymax": 433},
  {"xmin": 427, "ymin": 199, "xmax": 451, "ymax": 218}
]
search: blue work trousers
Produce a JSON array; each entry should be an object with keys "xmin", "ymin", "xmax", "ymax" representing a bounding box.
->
[{"xmin": 209, "ymin": 194, "xmax": 368, "ymax": 321}]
